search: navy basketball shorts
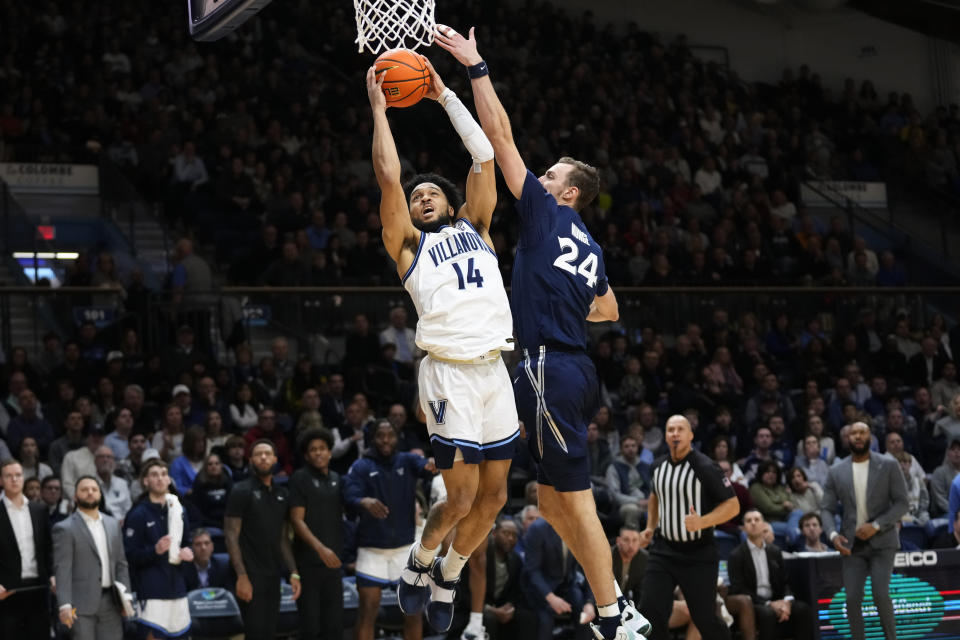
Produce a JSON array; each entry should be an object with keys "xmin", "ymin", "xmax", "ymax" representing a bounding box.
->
[{"xmin": 513, "ymin": 347, "xmax": 599, "ymax": 492}]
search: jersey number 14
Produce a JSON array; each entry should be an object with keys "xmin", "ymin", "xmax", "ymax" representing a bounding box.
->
[
  {"xmin": 452, "ymin": 257, "xmax": 484, "ymax": 289},
  {"xmin": 553, "ymin": 236, "xmax": 598, "ymax": 287}
]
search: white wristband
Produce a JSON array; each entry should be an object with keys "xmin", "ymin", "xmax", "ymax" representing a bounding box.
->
[{"xmin": 438, "ymin": 88, "xmax": 494, "ymax": 165}]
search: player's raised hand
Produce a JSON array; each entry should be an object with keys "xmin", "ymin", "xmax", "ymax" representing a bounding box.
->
[
  {"xmin": 434, "ymin": 25, "xmax": 482, "ymax": 66},
  {"xmin": 421, "ymin": 57, "xmax": 447, "ymax": 101},
  {"xmin": 366, "ymin": 66, "xmax": 388, "ymax": 111},
  {"xmin": 684, "ymin": 506, "xmax": 703, "ymax": 532}
]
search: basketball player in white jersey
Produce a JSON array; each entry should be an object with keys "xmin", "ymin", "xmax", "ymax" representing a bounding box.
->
[{"xmin": 366, "ymin": 63, "xmax": 519, "ymax": 634}]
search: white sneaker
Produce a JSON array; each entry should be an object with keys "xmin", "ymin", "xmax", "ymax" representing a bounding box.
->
[
  {"xmin": 620, "ymin": 601, "xmax": 652, "ymax": 637},
  {"xmin": 590, "ymin": 624, "xmax": 634, "ymax": 640}
]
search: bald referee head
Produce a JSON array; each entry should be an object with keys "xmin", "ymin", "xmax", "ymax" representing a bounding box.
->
[{"xmin": 665, "ymin": 415, "xmax": 694, "ymax": 461}]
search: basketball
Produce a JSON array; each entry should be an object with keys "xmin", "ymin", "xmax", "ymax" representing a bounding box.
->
[{"xmin": 374, "ymin": 48, "xmax": 431, "ymax": 108}]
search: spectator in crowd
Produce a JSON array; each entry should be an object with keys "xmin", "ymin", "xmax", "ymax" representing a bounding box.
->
[
  {"xmin": 125, "ymin": 459, "xmax": 193, "ymax": 640},
  {"xmin": 473, "ymin": 517, "xmax": 534, "ymax": 640},
  {"xmin": 171, "ymin": 384, "xmax": 202, "ymax": 428},
  {"xmin": 320, "ymin": 373, "xmax": 348, "ymax": 432},
  {"xmin": 749, "ymin": 461, "xmax": 796, "ymax": 527},
  {"xmin": 289, "ymin": 428, "xmax": 344, "ymax": 640},
  {"xmin": 295, "ymin": 388, "xmax": 324, "ymax": 434},
  {"xmin": 895, "ymin": 451, "xmax": 930, "ymax": 526},
  {"xmin": 797, "ymin": 512, "xmax": 830, "ymax": 552},
  {"xmin": 40, "ymin": 475, "xmax": 70, "ymax": 524},
  {"xmin": 0, "ymin": 460, "xmax": 53, "ymax": 639},
  {"xmin": 164, "ymin": 325, "xmax": 209, "ymax": 382},
  {"xmin": 62, "ymin": 424, "xmax": 107, "ymax": 499},
  {"xmin": 243, "ymin": 409, "xmax": 292, "ymax": 477},
  {"xmin": 728, "ymin": 509, "xmax": 814, "ymax": 640},
  {"xmin": 796, "ymin": 434, "xmax": 830, "ymax": 489},
  {"xmin": 6, "ymin": 389, "xmax": 54, "ymax": 458},
  {"xmin": 715, "ymin": 459, "xmax": 753, "ymax": 535},
  {"xmin": 331, "ymin": 401, "xmax": 368, "ymax": 474},
  {"xmin": 170, "ymin": 426, "xmax": 208, "ymax": 493},
  {"xmin": 786, "ymin": 466, "xmax": 822, "ymax": 518},
  {"xmin": 95, "ymin": 445, "xmax": 132, "ymax": 521},
  {"xmin": 932, "ymin": 362, "xmax": 960, "ymax": 410},
  {"xmin": 153, "ymin": 403, "xmax": 186, "ymax": 463},
  {"xmin": 934, "ymin": 394, "xmax": 960, "ymax": 444},
  {"xmin": 229, "ymin": 382, "xmax": 262, "ymax": 431},
  {"xmin": 188, "ymin": 453, "xmax": 232, "ymax": 529},
  {"xmin": 117, "ymin": 430, "xmax": 160, "ymax": 502},
  {"xmin": 224, "ymin": 440, "xmax": 301, "ymax": 640},
  {"xmin": 222, "ymin": 435, "xmax": 250, "ymax": 483},
  {"xmin": 122, "ymin": 384, "xmax": 157, "ymax": 435},
  {"xmin": 204, "ymin": 410, "xmax": 229, "ymax": 453},
  {"xmin": 379, "ymin": 306, "xmax": 418, "ymax": 366},
  {"xmin": 183, "ymin": 528, "xmax": 232, "ymax": 590},
  {"xmin": 612, "ymin": 525, "xmax": 648, "ymax": 604},
  {"xmin": 931, "ymin": 437, "xmax": 960, "ymax": 516},
  {"xmin": 17, "ymin": 436, "xmax": 52, "ymax": 481},
  {"xmin": 908, "ymin": 337, "xmax": 947, "ymax": 389},
  {"xmin": 521, "ymin": 516, "xmax": 596, "ymax": 640},
  {"xmin": 605, "ymin": 435, "xmax": 651, "ymax": 529},
  {"xmin": 739, "ymin": 426, "xmax": 779, "ymax": 482},
  {"xmin": 105, "ymin": 406, "xmax": 135, "ymax": 460},
  {"xmin": 342, "ymin": 421, "xmax": 435, "ymax": 640},
  {"xmin": 53, "ymin": 475, "xmax": 131, "ymax": 639},
  {"xmin": 22, "ymin": 477, "xmax": 41, "ymax": 502}
]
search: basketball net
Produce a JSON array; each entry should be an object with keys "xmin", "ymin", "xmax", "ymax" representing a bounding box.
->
[{"xmin": 353, "ymin": 0, "xmax": 435, "ymax": 54}]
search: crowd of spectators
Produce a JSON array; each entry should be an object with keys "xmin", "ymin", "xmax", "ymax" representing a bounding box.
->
[{"xmin": 4, "ymin": 0, "xmax": 957, "ymax": 292}]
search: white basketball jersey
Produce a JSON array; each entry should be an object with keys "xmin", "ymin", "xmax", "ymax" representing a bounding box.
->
[{"xmin": 402, "ymin": 218, "xmax": 514, "ymax": 360}]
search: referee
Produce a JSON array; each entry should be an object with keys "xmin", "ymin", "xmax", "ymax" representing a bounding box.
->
[{"xmin": 638, "ymin": 415, "xmax": 740, "ymax": 640}]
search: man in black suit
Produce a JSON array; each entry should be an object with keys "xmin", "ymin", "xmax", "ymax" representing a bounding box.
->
[
  {"xmin": 907, "ymin": 337, "xmax": 948, "ymax": 388},
  {"xmin": 611, "ymin": 525, "xmax": 647, "ymax": 603},
  {"xmin": 0, "ymin": 460, "xmax": 53, "ymax": 640},
  {"xmin": 728, "ymin": 509, "xmax": 813, "ymax": 640},
  {"xmin": 183, "ymin": 528, "xmax": 232, "ymax": 590}
]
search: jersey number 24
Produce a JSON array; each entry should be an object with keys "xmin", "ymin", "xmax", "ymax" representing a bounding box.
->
[{"xmin": 553, "ymin": 236, "xmax": 598, "ymax": 287}]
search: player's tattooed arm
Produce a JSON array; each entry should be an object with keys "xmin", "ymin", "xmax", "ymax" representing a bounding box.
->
[{"xmin": 223, "ymin": 516, "xmax": 247, "ymax": 577}]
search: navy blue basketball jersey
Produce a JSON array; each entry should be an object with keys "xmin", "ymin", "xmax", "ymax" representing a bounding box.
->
[{"xmin": 511, "ymin": 170, "xmax": 609, "ymax": 351}]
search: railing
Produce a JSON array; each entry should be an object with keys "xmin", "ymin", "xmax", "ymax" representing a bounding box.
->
[{"xmin": 0, "ymin": 285, "xmax": 954, "ymax": 361}]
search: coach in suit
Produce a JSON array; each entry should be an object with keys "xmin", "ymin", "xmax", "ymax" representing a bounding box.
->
[
  {"xmin": 521, "ymin": 518, "xmax": 592, "ymax": 640},
  {"xmin": 729, "ymin": 509, "xmax": 813, "ymax": 640},
  {"xmin": 611, "ymin": 525, "xmax": 647, "ymax": 603},
  {"xmin": 0, "ymin": 460, "xmax": 53, "ymax": 640},
  {"xmin": 54, "ymin": 475, "xmax": 131, "ymax": 640},
  {"xmin": 183, "ymin": 527, "xmax": 232, "ymax": 590},
  {"xmin": 821, "ymin": 422, "xmax": 908, "ymax": 640}
]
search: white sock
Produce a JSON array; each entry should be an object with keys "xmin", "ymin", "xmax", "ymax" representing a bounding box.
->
[
  {"xmin": 614, "ymin": 581, "xmax": 623, "ymax": 599},
  {"xmin": 414, "ymin": 541, "xmax": 440, "ymax": 568},
  {"xmin": 468, "ymin": 612, "xmax": 483, "ymax": 629},
  {"xmin": 440, "ymin": 547, "xmax": 470, "ymax": 581},
  {"xmin": 598, "ymin": 602, "xmax": 620, "ymax": 618}
]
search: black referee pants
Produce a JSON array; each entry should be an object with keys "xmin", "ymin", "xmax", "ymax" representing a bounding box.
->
[{"xmin": 638, "ymin": 548, "xmax": 730, "ymax": 640}]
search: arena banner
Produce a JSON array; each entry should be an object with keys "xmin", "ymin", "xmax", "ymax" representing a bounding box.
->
[
  {"xmin": 0, "ymin": 163, "xmax": 99, "ymax": 195},
  {"xmin": 801, "ymin": 181, "xmax": 888, "ymax": 209},
  {"xmin": 789, "ymin": 549, "xmax": 960, "ymax": 639}
]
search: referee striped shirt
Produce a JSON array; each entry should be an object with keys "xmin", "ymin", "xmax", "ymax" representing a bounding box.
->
[{"xmin": 651, "ymin": 449, "xmax": 735, "ymax": 549}]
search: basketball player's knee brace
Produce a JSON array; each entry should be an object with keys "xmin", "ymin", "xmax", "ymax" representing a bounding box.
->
[{"xmin": 438, "ymin": 88, "xmax": 495, "ymax": 167}]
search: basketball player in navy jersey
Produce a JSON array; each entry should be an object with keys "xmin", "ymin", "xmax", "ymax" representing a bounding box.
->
[
  {"xmin": 436, "ymin": 26, "xmax": 651, "ymax": 640},
  {"xmin": 366, "ymin": 63, "xmax": 520, "ymax": 634}
]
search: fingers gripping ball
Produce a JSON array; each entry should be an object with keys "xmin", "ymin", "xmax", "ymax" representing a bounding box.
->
[{"xmin": 374, "ymin": 48, "xmax": 431, "ymax": 108}]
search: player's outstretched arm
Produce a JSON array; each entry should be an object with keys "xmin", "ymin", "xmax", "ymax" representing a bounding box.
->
[
  {"xmin": 587, "ymin": 285, "xmax": 619, "ymax": 322},
  {"xmin": 421, "ymin": 58, "xmax": 497, "ymax": 239},
  {"xmin": 367, "ymin": 66, "xmax": 418, "ymax": 266},
  {"xmin": 434, "ymin": 25, "xmax": 527, "ymax": 201}
]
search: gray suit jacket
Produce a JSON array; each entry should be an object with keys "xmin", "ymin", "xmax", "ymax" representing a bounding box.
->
[
  {"xmin": 820, "ymin": 452, "xmax": 909, "ymax": 551},
  {"xmin": 53, "ymin": 511, "xmax": 131, "ymax": 615}
]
